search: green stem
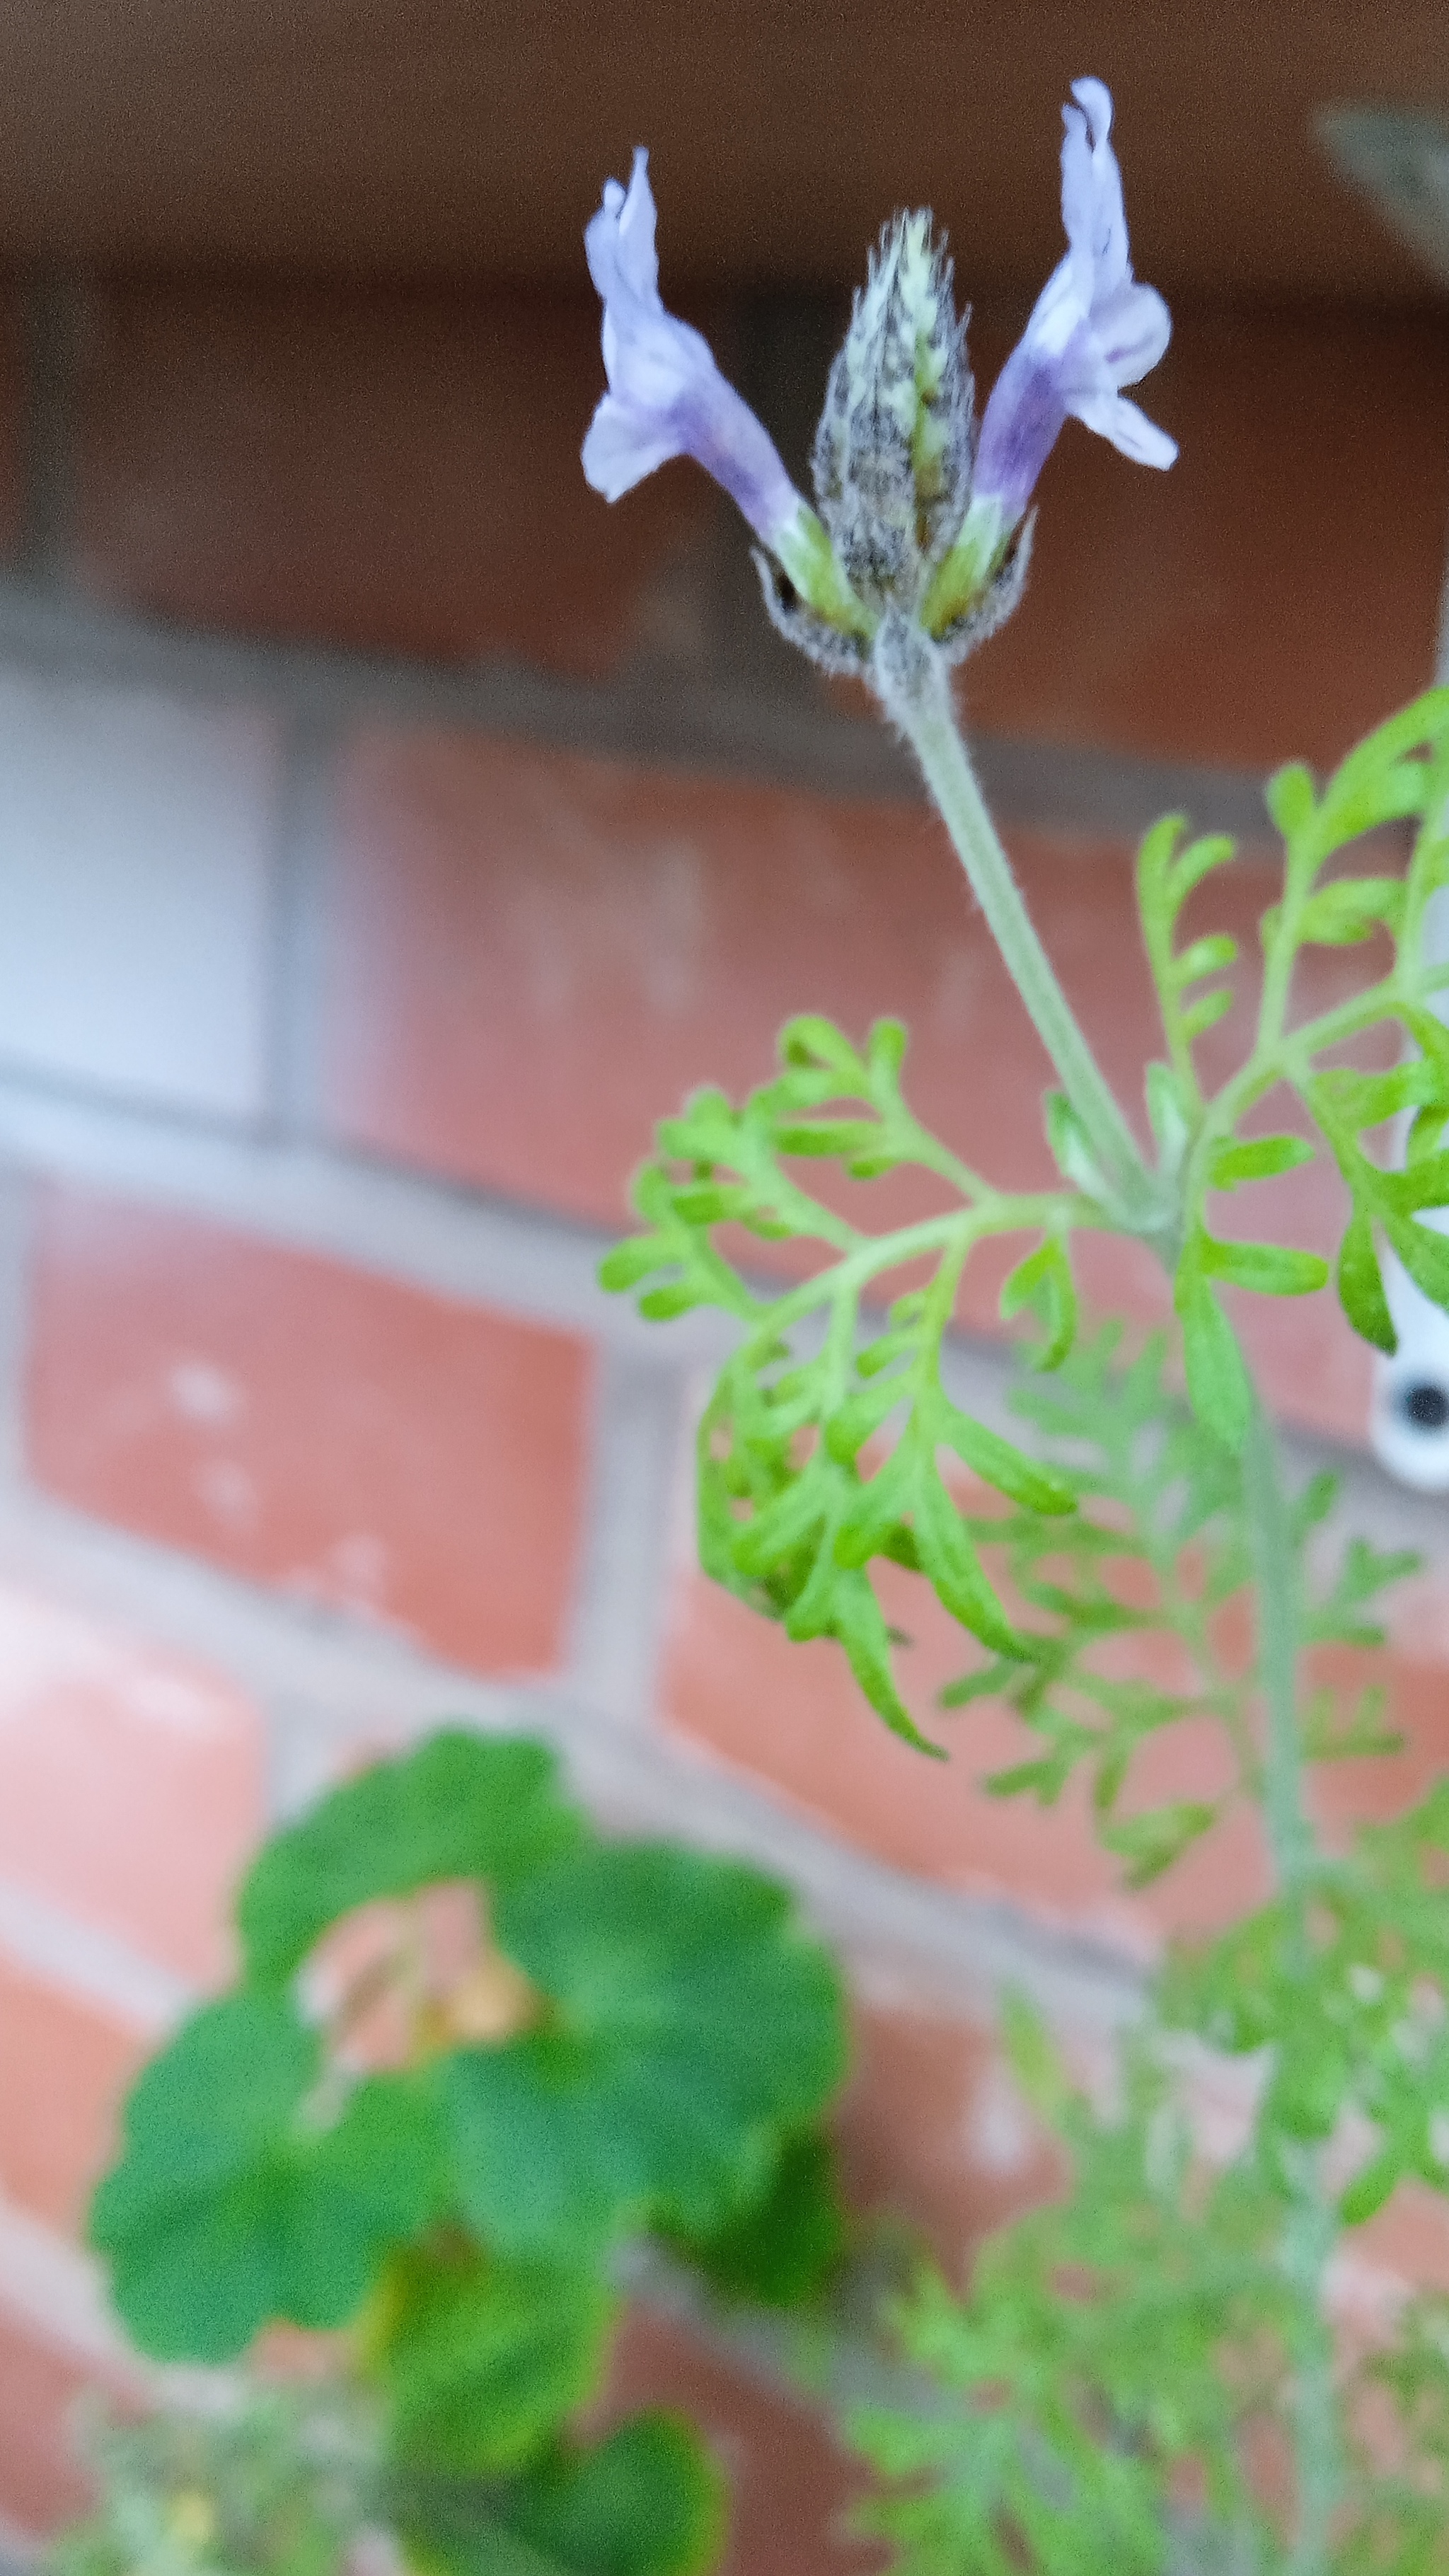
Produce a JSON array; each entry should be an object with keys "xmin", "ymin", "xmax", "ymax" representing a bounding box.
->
[
  {"xmin": 1240, "ymin": 1391, "xmax": 1315, "ymax": 1903},
  {"xmin": 1240, "ymin": 1381, "xmax": 1340, "ymax": 2574},
  {"xmin": 739, "ymin": 1196, "xmax": 1079, "ymax": 1351},
  {"xmin": 1278, "ymin": 2174, "xmax": 1341, "ymax": 2576},
  {"xmin": 873, "ymin": 625, "xmax": 1162, "ymax": 1233}
]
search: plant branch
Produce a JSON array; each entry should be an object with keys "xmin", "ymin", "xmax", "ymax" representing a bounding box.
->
[
  {"xmin": 872, "ymin": 623, "xmax": 1164, "ymax": 1236},
  {"xmin": 733, "ymin": 1196, "xmax": 1082, "ymax": 1352}
]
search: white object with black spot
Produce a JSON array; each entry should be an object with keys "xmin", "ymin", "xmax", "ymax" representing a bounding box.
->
[{"xmin": 1370, "ymin": 884, "xmax": 1449, "ymax": 1489}]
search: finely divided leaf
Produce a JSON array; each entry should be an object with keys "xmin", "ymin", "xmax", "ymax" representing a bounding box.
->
[
  {"xmin": 1330, "ymin": 1211, "xmax": 1402, "ymax": 1360},
  {"xmin": 1197, "ymin": 1235, "xmax": 1329, "ymax": 1297},
  {"xmin": 1174, "ymin": 1261, "xmax": 1252, "ymax": 1452},
  {"xmin": 1207, "ymin": 1134, "xmax": 1315, "ymax": 1191},
  {"xmin": 1000, "ymin": 1236, "xmax": 1078, "ymax": 1370}
]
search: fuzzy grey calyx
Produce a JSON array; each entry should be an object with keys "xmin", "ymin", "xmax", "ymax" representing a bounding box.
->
[
  {"xmin": 935, "ymin": 513, "xmax": 1036, "ymax": 665},
  {"xmin": 811, "ymin": 210, "xmax": 976, "ymax": 620},
  {"xmin": 753, "ymin": 551, "xmax": 872, "ymax": 675}
]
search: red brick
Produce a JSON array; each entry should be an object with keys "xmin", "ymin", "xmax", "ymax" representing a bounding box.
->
[
  {"xmin": 25, "ymin": 1186, "xmax": 594, "ymax": 1677},
  {"xmin": 0, "ymin": 2311, "xmax": 100, "ymax": 2535},
  {"xmin": 0, "ymin": 1957, "xmax": 147, "ymax": 2234},
  {"xmin": 0, "ymin": 1576, "xmax": 262, "ymax": 1982},
  {"xmin": 838, "ymin": 2002, "xmax": 1058, "ymax": 2277},
  {"xmin": 66, "ymin": 275, "xmax": 1449, "ymax": 773},
  {"xmin": 321, "ymin": 727, "xmax": 1379, "ymax": 1441},
  {"xmin": 963, "ymin": 309, "xmax": 1449, "ymax": 773},
  {"xmin": 604, "ymin": 2306, "xmax": 877, "ymax": 2576},
  {"xmin": 73, "ymin": 282, "xmax": 709, "ymax": 674},
  {"xmin": 1346, "ymin": 2188, "xmax": 1449, "ymax": 2318}
]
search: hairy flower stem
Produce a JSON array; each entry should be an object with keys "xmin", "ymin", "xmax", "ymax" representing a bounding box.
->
[{"xmin": 874, "ymin": 625, "xmax": 1165, "ymax": 1235}]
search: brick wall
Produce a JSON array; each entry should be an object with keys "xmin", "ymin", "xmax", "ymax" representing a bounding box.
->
[{"xmin": 0, "ymin": 267, "xmax": 1445, "ymax": 2568}]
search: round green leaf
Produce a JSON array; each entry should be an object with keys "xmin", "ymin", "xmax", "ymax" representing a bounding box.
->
[
  {"xmin": 240, "ymin": 1733, "xmax": 583, "ymax": 1985},
  {"xmin": 91, "ymin": 1992, "xmax": 445, "ymax": 2361},
  {"xmin": 379, "ymin": 2243, "xmax": 614, "ymax": 2477},
  {"xmin": 444, "ymin": 1844, "xmax": 848, "ymax": 2259},
  {"xmin": 498, "ymin": 2415, "xmax": 727, "ymax": 2576},
  {"xmin": 675, "ymin": 2127, "xmax": 847, "ymax": 2307},
  {"xmin": 400, "ymin": 2415, "xmax": 725, "ymax": 2576}
]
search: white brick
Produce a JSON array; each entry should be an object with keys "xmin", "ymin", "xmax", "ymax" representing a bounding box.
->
[{"xmin": 0, "ymin": 671, "xmax": 279, "ymax": 1117}]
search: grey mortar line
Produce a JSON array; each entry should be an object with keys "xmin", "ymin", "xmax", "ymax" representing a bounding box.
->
[
  {"xmin": 261, "ymin": 705, "xmax": 346, "ymax": 1139},
  {"xmin": 0, "ymin": 1878, "xmax": 192, "ymax": 2035},
  {"xmin": 562, "ymin": 1346, "xmax": 692, "ymax": 1731},
  {"xmin": 0, "ymin": 576, "xmax": 1275, "ymax": 839},
  {"xmin": 0, "ymin": 1077, "xmax": 727, "ymax": 1362}
]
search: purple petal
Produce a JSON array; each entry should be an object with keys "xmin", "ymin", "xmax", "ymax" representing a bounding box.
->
[
  {"xmin": 974, "ymin": 342, "xmax": 1069, "ymax": 524},
  {"xmin": 674, "ymin": 372, "xmax": 803, "ymax": 541},
  {"xmin": 613, "ymin": 149, "xmax": 661, "ymax": 301},
  {"xmin": 1091, "ymin": 282, "xmax": 1172, "ymax": 388},
  {"xmin": 582, "ymin": 148, "xmax": 804, "ymax": 548},
  {"xmin": 1057, "ymin": 79, "xmax": 1124, "ymax": 304},
  {"xmin": 974, "ymin": 78, "xmax": 1173, "ymax": 523},
  {"xmin": 603, "ymin": 299, "xmax": 718, "ymax": 414},
  {"xmin": 1067, "ymin": 389, "xmax": 1177, "ymax": 468},
  {"xmin": 582, "ymin": 395, "xmax": 685, "ymax": 500},
  {"xmin": 1061, "ymin": 79, "xmax": 1128, "ymax": 297}
]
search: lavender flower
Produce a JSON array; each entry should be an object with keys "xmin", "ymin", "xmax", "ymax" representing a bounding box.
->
[
  {"xmin": 584, "ymin": 93, "xmax": 1174, "ymax": 674},
  {"xmin": 582, "ymin": 153, "xmax": 800, "ymax": 540},
  {"xmin": 974, "ymin": 79, "xmax": 1175, "ymax": 529},
  {"xmin": 583, "ymin": 151, "xmax": 870, "ymax": 652}
]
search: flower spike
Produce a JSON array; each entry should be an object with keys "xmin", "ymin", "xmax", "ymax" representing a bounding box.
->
[{"xmin": 584, "ymin": 92, "xmax": 1176, "ymax": 677}]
